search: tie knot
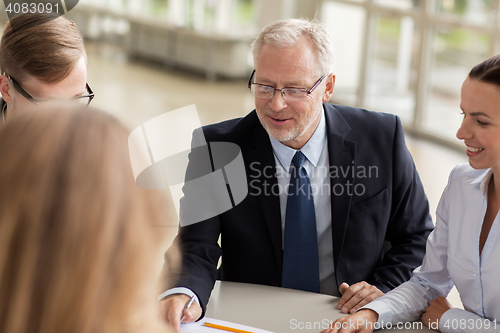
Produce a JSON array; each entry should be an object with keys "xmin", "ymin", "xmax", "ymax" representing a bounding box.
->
[{"xmin": 291, "ymin": 151, "xmax": 306, "ymax": 169}]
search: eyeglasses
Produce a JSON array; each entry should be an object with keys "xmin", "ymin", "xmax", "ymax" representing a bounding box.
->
[
  {"xmin": 248, "ymin": 70, "xmax": 326, "ymax": 102},
  {"xmin": 3, "ymin": 73, "xmax": 94, "ymax": 106}
]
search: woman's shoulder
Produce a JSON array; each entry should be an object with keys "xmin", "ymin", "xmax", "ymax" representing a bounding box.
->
[{"xmin": 448, "ymin": 163, "xmax": 489, "ymax": 186}]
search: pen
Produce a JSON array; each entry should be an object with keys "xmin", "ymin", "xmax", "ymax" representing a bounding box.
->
[
  {"xmin": 180, "ymin": 295, "xmax": 196, "ymax": 322},
  {"xmin": 203, "ymin": 322, "xmax": 255, "ymax": 333}
]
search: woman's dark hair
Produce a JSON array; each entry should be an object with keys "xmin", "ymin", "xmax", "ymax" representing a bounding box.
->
[{"xmin": 469, "ymin": 54, "xmax": 500, "ymax": 86}]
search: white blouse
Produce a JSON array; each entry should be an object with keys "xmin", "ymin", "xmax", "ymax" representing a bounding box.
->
[{"xmin": 363, "ymin": 164, "xmax": 500, "ymax": 333}]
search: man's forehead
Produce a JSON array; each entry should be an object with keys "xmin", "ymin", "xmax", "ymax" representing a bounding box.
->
[
  {"xmin": 255, "ymin": 42, "xmax": 318, "ymax": 80},
  {"xmin": 257, "ymin": 40, "xmax": 315, "ymax": 58},
  {"xmin": 19, "ymin": 69, "xmax": 87, "ymax": 100},
  {"xmin": 254, "ymin": 63, "xmax": 318, "ymax": 87}
]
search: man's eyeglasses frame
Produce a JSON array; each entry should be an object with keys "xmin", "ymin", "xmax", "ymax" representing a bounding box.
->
[
  {"xmin": 247, "ymin": 69, "xmax": 326, "ymax": 101},
  {"xmin": 2, "ymin": 72, "xmax": 94, "ymax": 106}
]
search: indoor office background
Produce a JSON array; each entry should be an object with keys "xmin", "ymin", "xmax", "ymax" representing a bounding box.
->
[{"xmin": 1, "ymin": 0, "xmax": 489, "ymax": 308}]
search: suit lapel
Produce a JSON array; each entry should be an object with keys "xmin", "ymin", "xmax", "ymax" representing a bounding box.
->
[
  {"xmin": 244, "ymin": 105, "xmax": 357, "ymax": 277},
  {"xmin": 324, "ymin": 104, "xmax": 356, "ymax": 269},
  {"xmin": 246, "ymin": 120, "xmax": 283, "ymax": 271}
]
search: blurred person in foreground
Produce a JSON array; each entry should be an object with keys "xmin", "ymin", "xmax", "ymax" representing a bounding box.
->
[
  {"xmin": 160, "ymin": 18, "xmax": 434, "ymax": 331},
  {"xmin": 321, "ymin": 55, "xmax": 500, "ymax": 333},
  {"xmin": 0, "ymin": 12, "xmax": 93, "ymax": 124},
  {"xmin": 0, "ymin": 106, "xmax": 173, "ymax": 333}
]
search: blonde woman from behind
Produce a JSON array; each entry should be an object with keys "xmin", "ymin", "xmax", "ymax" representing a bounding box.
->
[{"xmin": 0, "ymin": 106, "xmax": 175, "ymax": 333}]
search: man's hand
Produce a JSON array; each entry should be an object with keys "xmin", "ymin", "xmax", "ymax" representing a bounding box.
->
[
  {"xmin": 421, "ymin": 296, "xmax": 453, "ymax": 332},
  {"xmin": 160, "ymin": 294, "xmax": 203, "ymax": 333},
  {"xmin": 320, "ymin": 309, "xmax": 378, "ymax": 333},
  {"xmin": 337, "ymin": 282, "xmax": 384, "ymax": 314}
]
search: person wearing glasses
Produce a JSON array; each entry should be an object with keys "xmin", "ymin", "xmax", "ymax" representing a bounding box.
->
[
  {"xmin": 159, "ymin": 18, "xmax": 433, "ymax": 332},
  {"xmin": 0, "ymin": 13, "xmax": 93, "ymax": 124}
]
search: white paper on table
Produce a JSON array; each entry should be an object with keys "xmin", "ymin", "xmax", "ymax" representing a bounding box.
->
[{"xmin": 180, "ymin": 317, "xmax": 275, "ymax": 333}]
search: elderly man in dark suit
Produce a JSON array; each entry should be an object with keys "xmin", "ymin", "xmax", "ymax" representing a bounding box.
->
[{"xmin": 160, "ymin": 18, "xmax": 434, "ymax": 332}]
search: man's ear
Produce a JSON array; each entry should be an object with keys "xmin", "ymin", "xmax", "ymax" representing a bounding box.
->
[
  {"xmin": 0, "ymin": 75, "xmax": 13, "ymax": 103},
  {"xmin": 322, "ymin": 74, "xmax": 335, "ymax": 102}
]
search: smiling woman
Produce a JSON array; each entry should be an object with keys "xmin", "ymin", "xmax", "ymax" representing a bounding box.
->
[
  {"xmin": 457, "ymin": 57, "xmax": 500, "ymax": 173},
  {"xmin": 321, "ymin": 55, "xmax": 500, "ymax": 333}
]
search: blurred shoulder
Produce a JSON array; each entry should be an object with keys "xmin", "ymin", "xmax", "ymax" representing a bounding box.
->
[{"xmin": 201, "ymin": 110, "xmax": 261, "ymax": 142}]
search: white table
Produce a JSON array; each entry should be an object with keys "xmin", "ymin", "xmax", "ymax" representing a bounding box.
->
[{"xmin": 205, "ymin": 281, "xmax": 434, "ymax": 333}]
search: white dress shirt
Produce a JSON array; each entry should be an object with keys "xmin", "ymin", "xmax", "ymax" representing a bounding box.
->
[
  {"xmin": 362, "ymin": 164, "xmax": 500, "ymax": 333},
  {"xmin": 270, "ymin": 107, "xmax": 337, "ymax": 296}
]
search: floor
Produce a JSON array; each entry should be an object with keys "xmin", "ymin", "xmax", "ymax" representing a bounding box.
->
[{"xmin": 86, "ymin": 41, "xmax": 468, "ymax": 308}]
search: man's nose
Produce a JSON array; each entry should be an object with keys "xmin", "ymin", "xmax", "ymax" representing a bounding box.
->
[{"xmin": 269, "ymin": 90, "xmax": 287, "ymax": 111}]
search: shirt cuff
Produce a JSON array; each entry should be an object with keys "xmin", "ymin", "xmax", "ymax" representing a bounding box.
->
[
  {"xmin": 157, "ymin": 287, "xmax": 200, "ymax": 306},
  {"xmin": 359, "ymin": 300, "xmax": 393, "ymax": 327}
]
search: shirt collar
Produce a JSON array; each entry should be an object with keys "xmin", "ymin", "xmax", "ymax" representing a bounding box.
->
[
  {"xmin": 269, "ymin": 106, "xmax": 327, "ymax": 172},
  {"xmin": 471, "ymin": 168, "xmax": 493, "ymax": 194}
]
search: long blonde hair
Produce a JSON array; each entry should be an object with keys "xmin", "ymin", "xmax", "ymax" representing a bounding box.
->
[{"xmin": 0, "ymin": 106, "xmax": 171, "ymax": 333}]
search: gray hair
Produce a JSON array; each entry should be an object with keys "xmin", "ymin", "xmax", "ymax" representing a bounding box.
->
[{"xmin": 251, "ymin": 18, "xmax": 335, "ymax": 76}]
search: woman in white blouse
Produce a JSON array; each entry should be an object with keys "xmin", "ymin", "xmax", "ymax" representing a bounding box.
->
[{"xmin": 321, "ymin": 56, "xmax": 500, "ymax": 333}]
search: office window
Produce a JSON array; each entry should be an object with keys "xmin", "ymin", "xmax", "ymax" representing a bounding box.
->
[
  {"xmin": 323, "ymin": 0, "xmax": 499, "ymax": 148},
  {"xmin": 146, "ymin": 0, "xmax": 168, "ymax": 17},
  {"xmin": 235, "ymin": 0, "xmax": 256, "ymax": 29},
  {"xmin": 424, "ymin": 27, "xmax": 489, "ymax": 139},
  {"xmin": 321, "ymin": 1, "xmax": 366, "ymax": 106},
  {"xmin": 366, "ymin": 15, "xmax": 420, "ymax": 124},
  {"xmin": 84, "ymin": 0, "xmax": 253, "ymax": 31},
  {"xmin": 69, "ymin": 0, "xmax": 499, "ymax": 147},
  {"xmin": 435, "ymin": 0, "xmax": 494, "ymax": 24},
  {"xmin": 375, "ymin": 0, "xmax": 421, "ymax": 9},
  {"xmin": 164, "ymin": 0, "xmax": 255, "ymax": 32}
]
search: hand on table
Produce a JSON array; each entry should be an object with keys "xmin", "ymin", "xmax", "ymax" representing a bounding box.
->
[
  {"xmin": 421, "ymin": 296, "xmax": 453, "ymax": 332},
  {"xmin": 337, "ymin": 282, "xmax": 384, "ymax": 314},
  {"xmin": 320, "ymin": 309, "xmax": 379, "ymax": 333},
  {"xmin": 160, "ymin": 294, "xmax": 202, "ymax": 333}
]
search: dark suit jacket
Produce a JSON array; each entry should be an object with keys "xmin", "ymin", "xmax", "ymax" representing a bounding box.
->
[{"xmin": 164, "ymin": 103, "xmax": 433, "ymax": 315}]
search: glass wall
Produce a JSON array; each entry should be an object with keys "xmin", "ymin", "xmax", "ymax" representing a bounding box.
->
[
  {"xmin": 425, "ymin": 27, "xmax": 489, "ymax": 139},
  {"xmin": 69, "ymin": 0, "xmax": 498, "ymax": 147},
  {"xmin": 375, "ymin": 0, "xmax": 421, "ymax": 9},
  {"xmin": 321, "ymin": 2, "xmax": 366, "ymax": 106},
  {"xmin": 435, "ymin": 0, "xmax": 493, "ymax": 23},
  {"xmin": 365, "ymin": 15, "xmax": 420, "ymax": 125},
  {"xmin": 323, "ymin": 0, "xmax": 500, "ymax": 148},
  {"xmin": 79, "ymin": 0, "xmax": 255, "ymax": 32}
]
